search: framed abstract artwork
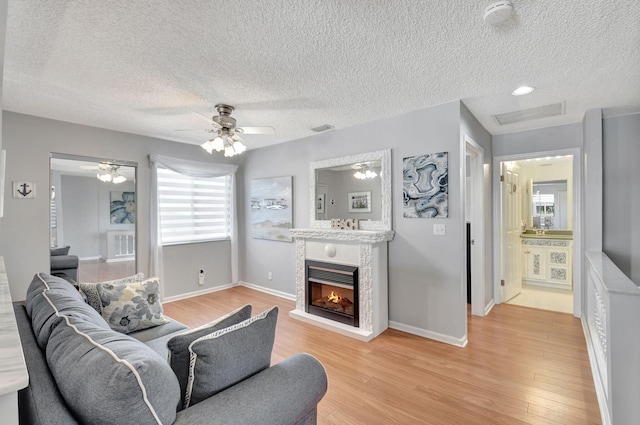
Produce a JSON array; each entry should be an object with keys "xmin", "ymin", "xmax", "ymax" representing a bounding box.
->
[{"xmin": 403, "ymin": 152, "xmax": 448, "ymax": 218}]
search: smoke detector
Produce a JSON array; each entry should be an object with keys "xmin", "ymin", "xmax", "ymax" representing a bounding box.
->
[{"xmin": 484, "ymin": 1, "xmax": 513, "ymax": 25}]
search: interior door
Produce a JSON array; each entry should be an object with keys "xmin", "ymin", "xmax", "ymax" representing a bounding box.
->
[{"xmin": 501, "ymin": 163, "xmax": 522, "ymax": 302}]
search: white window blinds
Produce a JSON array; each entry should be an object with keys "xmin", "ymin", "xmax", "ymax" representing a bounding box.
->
[{"xmin": 157, "ymin": 167, "xmax": 231, "ymax": 244}]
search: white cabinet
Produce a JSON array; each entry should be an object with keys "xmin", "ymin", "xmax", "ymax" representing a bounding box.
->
[
  {"xmin": 523, "ymin": 246, "xmax": 547, "ymax": 280},
  {"xmin": 522, "ymin": 239, "xmax": 573, "ymax": 288}
]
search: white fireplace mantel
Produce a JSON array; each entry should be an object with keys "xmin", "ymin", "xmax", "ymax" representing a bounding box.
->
[
  {"xmin": 289, "ymin": 228, "xmax": 394, "ymax": 342},
  {"xmin": 289, "ymin": 228, "xmax": 394, "ymax": 244}
]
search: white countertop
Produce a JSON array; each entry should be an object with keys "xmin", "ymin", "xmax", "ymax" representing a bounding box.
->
[{"xmin": 0, "ymin": 257, "xmax": 29, "ymax": 395}]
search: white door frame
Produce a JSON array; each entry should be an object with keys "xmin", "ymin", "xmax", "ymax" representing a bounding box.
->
[
  {"xmin": 463, "ymin": 135, "xmax": 486, "ymax": 317},
  {"xmin": 492, "ymin": 147, "xmax": 583, "ymax": 317}
]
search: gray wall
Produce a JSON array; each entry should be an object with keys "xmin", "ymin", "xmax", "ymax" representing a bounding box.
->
[
  {"xmin": 492, "ymin": 122, "xmax": 583, "ymax": 157},
  {"xmin": 239, "ymin": 100, "xmax": 491, "ymax": 342},
  {"xmin": 0, "ymin": 111, "xmax": 236, "ymax": 300},
  {"xmin": 603, "ymin": 113, "xmax": 640, "ymax": 284},
  {"xmin": 60, "ymin": 175, "xmax": 101, "ymax": 258}
]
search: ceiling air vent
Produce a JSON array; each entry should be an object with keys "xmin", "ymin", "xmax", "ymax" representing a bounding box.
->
[
  {"xmin": 310, "ymin": 124, "xmax": 335, "ymax": 133},
  {"xmin": 494, "ymin": 102, "xmax": 565, "ymax": 125}
]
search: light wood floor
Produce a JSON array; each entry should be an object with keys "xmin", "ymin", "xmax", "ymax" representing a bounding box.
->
[
  {"xmin": 77, "ymin": 259, "xmax": 136, "ymax": 283},
  {"xmin": 163, "ymin": 286, "xmax": 601, "ymax": 425}
]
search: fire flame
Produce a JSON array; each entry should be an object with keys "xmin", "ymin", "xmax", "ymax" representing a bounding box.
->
[{"xmin": 327, "ymin": 291, "xmax": 341, "ymax": 303}]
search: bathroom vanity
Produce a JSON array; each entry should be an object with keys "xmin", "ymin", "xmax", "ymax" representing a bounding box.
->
[{"xmin": 521, "ymin": 230, "xmax": 573, "ymax": 289}]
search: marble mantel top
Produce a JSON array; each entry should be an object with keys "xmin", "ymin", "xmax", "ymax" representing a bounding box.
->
[
  {"xmin": 0, "ymin": 257, "xmax": 29, "ymax": 396},
  {"xmin": 290, "ymin": 228, "xmax": 395, "ymax": 244}
]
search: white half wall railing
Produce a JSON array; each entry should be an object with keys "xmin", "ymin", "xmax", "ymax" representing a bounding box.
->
[
  {"xmin": 106, "ymin": 230, "xmax": 135, "ymax": 262},
  {"xmin": 584, "ymin": 251, "xmax": 640, "ymax": 425}
]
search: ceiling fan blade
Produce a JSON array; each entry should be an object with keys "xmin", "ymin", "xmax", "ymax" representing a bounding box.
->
[
  {"xmin": 192, "ymin": 111, "xmax": 214, "ymax": 123},
  {"xmin": 236, "ymin": 126, "xmax": 275, "ymax": 135},
  {"xmin": 79, "ymin": 165, "xmax": 100, "ymax": 170},
  {"xmin": 175, "ymin": 128, "xmax": 210, "ymax": 132}
]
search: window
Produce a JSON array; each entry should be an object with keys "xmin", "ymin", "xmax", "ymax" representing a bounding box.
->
[{"xmin": 157, "ymin": 167, "xmax": 231, "ymax": 245}]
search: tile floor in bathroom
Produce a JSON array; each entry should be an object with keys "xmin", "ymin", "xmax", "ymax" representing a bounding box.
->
[{"xmin": 506, "ymin": 283, "xmax": 574, "ymax": 314}]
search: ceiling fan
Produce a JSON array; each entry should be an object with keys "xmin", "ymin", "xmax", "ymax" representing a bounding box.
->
[
  {"xmin": 179, "ymin": 104, "xmax": 275, "ymax": 157},
  {"xmin": 79, "ymin": 163, "xmax": 127, "ymax": 183}
]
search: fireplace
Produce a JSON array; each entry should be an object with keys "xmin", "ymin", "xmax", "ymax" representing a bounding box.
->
[{"xmin": 306, "ymin": 260, "xmax": 359, "ymax": 327}]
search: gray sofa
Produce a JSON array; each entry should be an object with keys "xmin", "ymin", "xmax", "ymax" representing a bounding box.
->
[
  {"xmin": 14, "ymin": 273, "xmax": 327, "ymax": 425},
  {"xmin": 50, "ymin": 246, "xmax": 79, "ymax": 282}
]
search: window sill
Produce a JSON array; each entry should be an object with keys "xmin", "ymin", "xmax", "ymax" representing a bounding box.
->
[{"xmin": 161, "ymin": 237, "xmax": 231, "ymax": 247}]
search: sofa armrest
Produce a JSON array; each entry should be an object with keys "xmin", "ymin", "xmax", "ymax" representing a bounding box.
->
[{"xmin": 174, "ymin": 353, "xmax": 327, "ymax": 425}]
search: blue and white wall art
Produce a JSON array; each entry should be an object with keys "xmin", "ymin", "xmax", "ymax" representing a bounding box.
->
[
  {"xmin": 403, "ymin": 152, "xmax": 448, "ymax": 218},
  {"xmin": 110, "ymin": 191, "xmax": 136, "ymax": 224},
  {"xmin": 250, "ymin": 176, "xmax": 293, "ymax": 242}
]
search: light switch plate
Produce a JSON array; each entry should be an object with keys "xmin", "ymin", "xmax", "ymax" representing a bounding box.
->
[{"xmin": 433, "ymin": 224, "xmax": 446, "ymax": 235}]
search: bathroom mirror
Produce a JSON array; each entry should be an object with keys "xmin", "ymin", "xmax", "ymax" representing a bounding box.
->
[
  {"xmin": 310, "ymin": 149, "xmax": 392, "ymax": 231},
  {"xmin": 530, "ymin": 179, "xmax": 568, "ymax": 230},
  {"xmin": 50, "ymin": 153, "xmax": 138, "ymax": 282}
]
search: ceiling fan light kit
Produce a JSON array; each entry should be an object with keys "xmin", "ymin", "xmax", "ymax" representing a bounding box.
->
[
  {"xmin": 96, "ymin": 164, "xmax": 126, "ymax": 184},
  {"xmin": 196, "ymin": 104, "xmax": 272, "ymax": 157}
]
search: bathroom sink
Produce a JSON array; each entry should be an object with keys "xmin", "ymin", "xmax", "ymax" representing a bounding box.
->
[{"xmin": 521, "ymin": 230, "xmax": 573, "ymax": 240}]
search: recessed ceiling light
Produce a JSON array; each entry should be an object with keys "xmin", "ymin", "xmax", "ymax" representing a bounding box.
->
[{"xmin": 512, "ymin": 86, "xmax": 535, "ymax": 96}]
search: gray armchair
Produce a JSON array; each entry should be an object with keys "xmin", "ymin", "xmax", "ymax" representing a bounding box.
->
[{"xmin": 50, "ymin": 245, "xmax": 79, "ymax": 282}]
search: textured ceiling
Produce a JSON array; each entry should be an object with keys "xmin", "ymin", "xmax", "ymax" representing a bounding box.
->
[{"xmin": 3, "ymin": 1, "xmax": 640, "ymax": 151}]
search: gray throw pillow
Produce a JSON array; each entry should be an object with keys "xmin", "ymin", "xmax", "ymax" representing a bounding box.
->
[
  {"xmin": 184, "ymin": 306, "xmax": 278, "ymax": 408},
  {"xmin": 79, "ymin": 273, "xmax": 145, "ymax": 314},
  {"xmin": 167, "ymin": 304, "xmax": 252, "ymax": 410},
  {"xmin": 95, "ymin": 278, "xmax": 168, "ymax": 333}
]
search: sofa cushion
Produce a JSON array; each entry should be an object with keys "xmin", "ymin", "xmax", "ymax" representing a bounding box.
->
[
  {"xmin": 25, "ymin": 273, "xmax": 180, "ymax": 425},
  {"xmin": 78, "ymin": 273, "xmax": 145, "ymax": 314},
  {"xmin": 26, "ymin": 273, "xmax": 109, "ymax": 347},
  {"xmin": 166, "ymin": 304, "xmax": 252, "ymax": 409},
  {"xmin": 96, "ymin": 278, "xmax": 168, "ymax": 333},
  {"xmin": 184, "ymin": 306, "xmax": 278, "ymax": 408},
  {"xmin": 50, "ymin": 246, "xmax": 70, "ymax": 256}
]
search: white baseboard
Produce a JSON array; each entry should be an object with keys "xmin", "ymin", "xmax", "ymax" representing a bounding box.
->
[
  {"xmin": 79, "ymin": 256, "xmax": 101, "ymax": 262},
  {"xmin": 163, "ymin": 283, "xmax": 237, "ymax": 303},
  {"xmin": 238, "ymin": 281, "xmax": 296, "ymax": 301},
  {"xmin": 389, "ymin": 321, "xmax": 468, "ymax": 348},
  {"xmin": 581, "ymin": 317, "xmax": 611, "ymax": 425},
  {"xmin": 484, "ymin": 299, "xmax": 495, "ymax": 316},
  {"xmin": 105, "ymin": 257, "xmax": 135, "ymax": 263}
]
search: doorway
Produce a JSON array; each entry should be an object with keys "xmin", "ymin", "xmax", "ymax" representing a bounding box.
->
[
  {"xmin": 494, "ymin": 151, "xmax": 581, "ymax": 316},
  {"xmin": 464, "ymin": 136, "xmax": 485, "ymax": 317}
]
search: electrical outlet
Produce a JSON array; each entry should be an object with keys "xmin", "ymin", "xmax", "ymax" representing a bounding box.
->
[
  {"xmin": 198, "ymin": 269, "xmax": 205, "ymax": 286},
  {"xmin": 433, "ymin": 224, "xmax": 446, "ymax": 236},
  {"xmin": 268, "ymin": 272, "xmax": 273, "ymax": 281}
]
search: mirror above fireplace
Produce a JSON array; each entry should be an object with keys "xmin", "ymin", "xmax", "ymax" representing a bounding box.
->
[{"xmin": 310, "ymin": 149, "xmax": 392, "ymax": 231}]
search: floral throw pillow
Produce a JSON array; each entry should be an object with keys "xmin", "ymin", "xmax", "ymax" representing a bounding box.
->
[
  {"xmin": 79, "ymin": 273, "xmax": 145, "ymax": 314},
  {"xmin": 95, "ymin": 278, "xmax": 168, "ymax": 333}
]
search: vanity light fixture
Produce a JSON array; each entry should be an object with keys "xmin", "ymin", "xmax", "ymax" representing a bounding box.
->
[{"xmin": 512, "ymin": 86, "xmax": 535, "ymax": 96}]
